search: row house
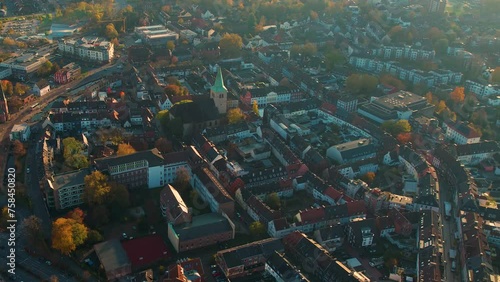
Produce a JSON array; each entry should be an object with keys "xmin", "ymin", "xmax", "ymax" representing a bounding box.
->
[
  {"xmin": 216, "ymin": 238, "xmax": 284, "ymax": 279},
  {"xmin": 265, "ymin": 251, "xmax": 310, "ymax": 282},
  {"xmin": 465, "ymin": 80, "xmax": 500, "ymax": 98},
  {"xmin": 313, "ymin": 224, "xmax": 345, "ymax": 253},
  {"xmin": 456, "ymin": 211, "xmax": 493, "ymax": 282},
  {"xmin": 160, "ymin": 184, "xmax": 192, "ymax": 225},
  {"xmin": 372, "ymin": 44, "xmax": 435, "ymax": 61},
  {"xmin": 50, "ymin": 112, "xmax": 115, "ymax": 132},
  {"xmin": 283, "ymin": 232, "xmax": 370, "ymax": 282},
  {"xmin": 51, "ymin": 100, "xmax": 108, "ymax": 114},
  {"xmin": 416, "ymin": 210, "xmax": 443, "ymax": 282},
  {"xmin": 346, "ymin": 218, "xmax": 376, "ymax": 249},
  {"xmin": 447, "ymin": 141, "xmax": 500, "ymax": 165}
]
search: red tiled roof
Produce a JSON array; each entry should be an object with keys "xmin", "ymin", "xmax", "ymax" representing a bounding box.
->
[
  {"xmin": 121, "ymin": 235, "xmax": 171, "ymax": 268},
  {"xmin": 299, "ymin": 207, "xmax": 325, "ymax": 223},
  {"xmin": 346, "ymin": 200, "xmax": 366, "ymax": 216},
  {"xmin": 272, "ymin": 217, "xmax": 289, "ymax": 231},
  {"xmin": 324, "ymin": 187, "xmax": 344, "ymax": 203},
  {"xmin": 320, "ymin": 102, "xmax": 337, "ymax": 115},
  {"xmin": 162, "ymin": 151, "xmax": 188, "ymax": 164}
]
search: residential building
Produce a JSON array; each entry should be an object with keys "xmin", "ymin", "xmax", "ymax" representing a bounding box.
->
[
  {"xmin": 45, "ymin": 169, "xmax": 89, "ymax": 210},
  {"xmin": 326, "ymin": 139, "xmax": 376, "ymax": 164},
  {"xmin": 134, "ymin": 25, "xmax": 179, "ymax": 47},
  {"xmin": 215, "ymin": 238, "xmax": 284, "ymax": 279},
  {"xmin": 54, "ymin": 63, "xmax": 81, "ymax": 84},
  {"xmin": 416, "ymin": 210, "xmax": 442, "ymax": 282},
  {"xmin": 167, "ymin": 213, "xmax": 234, "ymax": 252},
  {"xmin": 313, "ymin": 225, "xmax": 345, "ymax": 252},
  {"xmin": 58, "ymin": 37, "xmax": 114, "ymax": 62},
  {"xmin": 372, "ymin": 44, "xmax": 435, "ymax": 61},
  {"xmin": 346, "ymin": 219, "xmax": 376, "ymax": 248},
  {"xmin": 265, "ymin": 251, "xmax": 310, "ymax": 282},
  {"xmin": 283, "ymin": 232, "xmax": 370, "ymax": 282},
  {"xmin": 160, "ymin": 184, "xmax": 192, "ymax": 225},
  {"xmin": 191, "ymin": 167, "xmax": 235, "ymax": 216},
  {"xmin": 465, "ymin": 80, "xmax": 500, "ymax": 98},
  {"xmin": 94, "ymin": 148, "xmax": 167, "ymax": 189},
  {"xmin": 33, "ymin": 80, "xmax": 50, "ymax": 97},
  {"xmin": 443, "ymin": 120, "xmax": 481, "ymax": 144},
  {"xmin": 447, "ymin": 142, "xmax": 500, "ymax": 165},
  {"xmin": 358, "ymin": 91, "xmax": 434, "ymax": 123},
  {"xmin": 9, "ymin": 124, "xmax": 30, "ymax": 142}
]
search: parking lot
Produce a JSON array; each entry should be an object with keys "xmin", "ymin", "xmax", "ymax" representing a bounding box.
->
[{"xmin": 1, "ymin": 19, "xmax": 40, "ymax": 35}]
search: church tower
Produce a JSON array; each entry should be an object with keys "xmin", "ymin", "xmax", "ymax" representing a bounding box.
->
[
  {"xmin": 210, "ymin": 66, "xmax": 227, "ymax": 114},
  {"xmin": 0, "ymin": 84, "xmax": 9, "ymax": 123}
]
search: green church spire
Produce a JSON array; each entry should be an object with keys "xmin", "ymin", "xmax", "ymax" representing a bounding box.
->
[{"xmin": 211, "ymin": 67, "xmax": 227, "ymax": 93}]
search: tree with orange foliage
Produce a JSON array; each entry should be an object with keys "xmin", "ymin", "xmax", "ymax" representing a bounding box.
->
[
  {"xmin": 66, "ymin": 207, "xmax": 85, "ymax": 224},
  {"xmin": 119, "ymin": 91, "xmax": 125, "ymax": 100},
  {"xmin": 397, "ymin": 133, "xmax": 412, "ymax": 144},
  {"xmin": 361, "ymin": 172, "xmax": 376, "ymax": 184},
  {"xmin": 450, "ymin": 87, "xmax": 465, "ymax": 103}
]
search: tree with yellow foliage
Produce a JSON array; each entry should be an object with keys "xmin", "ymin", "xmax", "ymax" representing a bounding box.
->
[
  {"xmin": 116, "ymin": 143, "xmax": 136, "ymax": 156},
  {"xmin": 51, "ymin": 217, "xmax": 87, "ymax": 255},
  {"xmin": 227, "ymin": 107, "xmax": 245, "ymax": 124},
  {"xmin": 252, "ymin": 100, "xmax": 259, "ymax": 116}
]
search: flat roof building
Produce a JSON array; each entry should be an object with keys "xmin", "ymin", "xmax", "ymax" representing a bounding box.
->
[
  {"xmin": 358, "ymin": 91, "xmax": 434, "ymax": 123},
  {"xmin": 135, "ymin": 25, "xmax": 179, "ymax": 47}
]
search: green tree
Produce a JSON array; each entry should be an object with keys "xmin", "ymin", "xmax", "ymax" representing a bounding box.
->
[
  {"xmin": 324, "ymin": 49, "xmax": 345, "ymax": 70},
  {"xmin": 37, "ymin": 61, "xmax": 54, "ymax": 77},
  {"xmin": 434, "ymin": 38, "xmax": 449, "ymax": 55},
  {"xmin": 156, "ymin": 110, "xmax": 170, "ymax": 127},
  {"xmin": 166, "ymin": 117, "xmax": 184, "ymax": 138},
  {"xmin": 86, "ymin": 230, "xmax": 103, "ymax": 245},
  {"xmin": 249, "ymin": 221, "xmax": 266, "ymax": 237},
  {"xmin": 109, "ymin": 182, "xmax": 130, "ymax": 209},
  {"xmin": 227, "ymin": 107, "xmax": 245, "ymax": 124},
  {"xmin": 265, "ymin": 193, "xmax": 281, "ymax": 210},
  {"xmin": 346, "ymin": 74, "xmax": 379, "ymax": 94},
  {"xmin": 164, "ymin": 84, "xmax": 188, "ymax": 96},
  {"xmin": 14, "ymin": 83, "xmax": 29, "ymax": 95},
  {"xmin": 105, "ymin": 23, "xmax": 119, "ymax": 40},
  {"xmin": 63, "ymin": 137, "xmax": 88, "ymax": 169},
  {"xmin": 381, "ymin": 120, "xmax": 412, "ymax": 136},
  {"xmin": 83, "ymin": 171, "xmax": 111, "ymax": 206},
  {"xmin": 219, "ymin": 33, "xmax": 243, "ymax": 58}
]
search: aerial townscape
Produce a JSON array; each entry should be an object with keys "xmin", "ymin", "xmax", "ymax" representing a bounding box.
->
[{"xmin": 1, "ymin": 0, "xmax": 500, "ymax": 281}]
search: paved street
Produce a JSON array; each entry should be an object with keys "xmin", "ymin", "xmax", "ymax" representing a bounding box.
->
[{"xmin": 438, "ymin": 174, "xmax": 459, "ymax": 282}]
